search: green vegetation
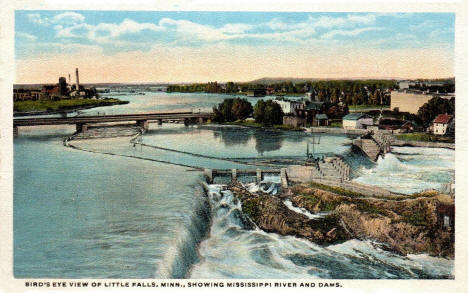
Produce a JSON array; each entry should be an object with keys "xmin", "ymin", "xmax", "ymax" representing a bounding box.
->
[
  {"xmin": 409, "ymin": 190, "xmax": 440, "ymax": 199},
  {"xmin": 354, "ymin": 200, "xmax": 389, "ymax": 217},
  {"xmin": 300, "ymin": 193, "xmax": 340, "ymax": 211},
  {"xmin": 402, "ymin": 210, "xmax": 428, "ymax": 227},
  {"xmin": 212, "ymin": 98, "xmax": 253, "ymax": 122},
  {"xmin": 226, "ymin": 120, "xmax": 263, "ymax": 128},
  {"xmin": 329, "ymin": 121, "xmax": 342, "ymax": 128},
  {"xmin": 349, "ymin": 105, "xmax": 390, "ymax": 110},
  {"xmin": 396, "ymin": 133, "xmax": 454, "ymax": 143},
  {"xmin": 417, "ymin": 96, "xmax": 455, "ymax": 126},
  {"xmin": 300, "ymin": 184, "xmax": 388, "ymax": 217},
  {"xmin": 242, "ymin": 198, "xmax": 261, "ymax": 222},
  {"xmin": 168, "ymin": 79, "xmax": 396, "ymax": 106},
  {"xmin": 309, "ymin": 182, "xmax": 366, "ymax": 198},
  {"xmin": 14, "ymin": 98, "xmax": 128, "ymax": 113},
  {"xmin": 226, "ymin": 120, "xmax": 303, "ymax": 131},
  {"xmin": 273, "ymin": 124, "xmax": 304, "ymax": 131},
  {"xmin": 253, "ymin": 99, "xmax": 284, "ymax": 125}
]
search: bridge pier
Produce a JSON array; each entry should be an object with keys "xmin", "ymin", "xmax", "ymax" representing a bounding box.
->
[
  {"xmin": 256, "ymin": 168, "xmax": 262, "ymax": 183},
  {"xmin": 136, "ymin": 120, "xmax": 149, "ymax": 130},
  {"xmin": 184, "ymin": 118, "xmax": 189, "ymax": 126},
  {"xmin": 13, "ymin": 126, "xmax": 18, "ymax": 137},
  {"xmin": 232, "ymin": 169, "xmax": 237, "ymax": 181},
  {"xmin": 204, "ymin": 169, "xmax": 213, "ymax": 184},
  {"xmin": 76, "ymin": 123, "xmax": 88, "ymax": 133},
  {"xmin": 280, "ymin": 168, "xmax": 288, "ymax": 188},
  {"xmin": 158, "ymin": 119, "xmax": 163, "ymax": 125}
]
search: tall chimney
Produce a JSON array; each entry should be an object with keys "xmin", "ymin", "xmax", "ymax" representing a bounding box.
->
[
  {"xmin": 69, "ymin": 74, "xmax": 71, "ymax": 84},
  {"xmin": 75, "ymin": 68, "xmax": 80, "ymax": 90}
]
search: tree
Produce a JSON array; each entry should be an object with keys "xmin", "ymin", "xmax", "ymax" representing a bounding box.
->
[
  {"xmin": 212, "ymin": 98, "xmax": 253, "ymax": 122},
  {"xmin": 417, "ymin": 96, "xmax": 455, "ymax": 126},
  {"xmin": 253, "ymin": 99, "xmax": 266, "ymax": 123},
  {"xmin": 254, "ymin": 99, "xmax": 284, "ymax": 125},
  {"xmin": 232, "ymin": 98, "xmax": 253, "ymax": 120}
]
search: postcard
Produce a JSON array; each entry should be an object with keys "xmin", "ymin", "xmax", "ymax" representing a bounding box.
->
[{"xmin": 1, "ymin": 0, "xmax": 467, "ymax": 292}]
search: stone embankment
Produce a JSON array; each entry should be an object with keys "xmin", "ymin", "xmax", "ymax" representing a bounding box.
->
[
  {"xmin": 352, "ymin": 138, "xmax": 381, "ymax": 161},
  {"xmin": 228, "ymin": 181, "xmax": 454, "ymax": 258},
  {"xmin": 287, "ymin": 157, "xmax": 350, "ymax": 182}
]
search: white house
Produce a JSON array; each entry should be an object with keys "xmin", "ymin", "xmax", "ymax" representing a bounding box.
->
[
  {"xmin": 432, "ymin": 114, "xmax": 454, "ymax": 135},
  {"xmin": 274, "ymin": 98, "xmax": 304, "ymax": 115},
  {"xmin": 342, "ymin": 113, "xmax": 374, "ymax": 130}
]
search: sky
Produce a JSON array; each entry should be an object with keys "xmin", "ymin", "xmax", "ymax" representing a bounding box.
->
[{"xmin": 15, "ymin": 11, "xmax": 455, "ymax": 83}]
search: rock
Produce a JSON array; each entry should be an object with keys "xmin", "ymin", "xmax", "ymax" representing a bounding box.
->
[{"xmin": 229, "ymin": 181, "xmax": 454, "ymax": 258}]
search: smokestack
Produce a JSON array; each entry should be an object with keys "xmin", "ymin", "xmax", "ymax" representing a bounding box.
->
[
  {"xmin": 75, "ymin": 68, "xmax": 80, "ymax": 90},
  {"xmin": 69, "ymin": 74, "xmax": 71, "ymax": 84}
]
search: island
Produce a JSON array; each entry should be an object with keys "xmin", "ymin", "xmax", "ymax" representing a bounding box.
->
[
  {"xmin": 13, "ymin": 68, "xmax": 129, "ymax": 116},
  {"xmin": 227, "ymin": 180, "xmax": 454, "ymax": 258}
]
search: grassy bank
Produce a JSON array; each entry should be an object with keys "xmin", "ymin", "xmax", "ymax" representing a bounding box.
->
[
  {"xmin": 225, "ymin": 120, "xmax": 304, "ymax": 131},
  {"xmin": 14, "ymin": 98, "xmax": 128, "ymax": 113},
  {"xmin": 395, "ymin": 132, "xmax": 454, "ymax": 143},
  {"xmin": 349, "ymin": 105, "xmax": 390, "ymax": 110}
]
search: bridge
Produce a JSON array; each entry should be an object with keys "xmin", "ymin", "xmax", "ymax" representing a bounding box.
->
[{"xmin": 13, "ymin": 111, "xmax": 213, "ymax": 134}]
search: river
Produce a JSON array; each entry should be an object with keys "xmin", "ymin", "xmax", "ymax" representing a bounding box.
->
[{"xmin": 14, "ymin": 91, "xmax": 454, "ymax": 279}]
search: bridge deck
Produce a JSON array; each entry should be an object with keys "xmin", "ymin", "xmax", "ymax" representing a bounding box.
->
[{"xmin": 14, "ymin": 111, "xmax": 213, "ymax": 126}]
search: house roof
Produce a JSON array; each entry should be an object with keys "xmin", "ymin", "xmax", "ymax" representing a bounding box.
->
[
  {"xmin": 315, "ymin": 114, "xmax": 328, "ymax": 120},
  {"xmin": 305, "ymin": 101, "xmax": 325, "ymax": 110},
  {"xmin": 433, "ymin": 114, "xmax": 454, "ymax": 124},
  {"xmin": 379, "ymin": 119, "xmax": 405, "ymax": 126},
  {"xmin": 343, "ymin": 113, "xmax": 370, "ymax": 121}
]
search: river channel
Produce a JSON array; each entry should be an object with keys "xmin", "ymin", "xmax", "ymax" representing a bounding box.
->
[{"xmin": 14, "ymin": 91, "xmax": 454, "ymax": 278}]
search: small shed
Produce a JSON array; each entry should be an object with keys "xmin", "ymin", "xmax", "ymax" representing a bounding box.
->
[
  {"xmin": 314, "ymin": 114, "xmax": 329, "ymax": 126},
  {"xmin": 342, "ymin": 113, "xmax": 374, "ymax": 129}
]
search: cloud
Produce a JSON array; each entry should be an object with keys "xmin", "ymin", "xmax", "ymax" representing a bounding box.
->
[
  {"xmin": 27, "ymin": 12, "xmax": 85, "ymax": 26},
  {"xmin": 54, "ymin": 18, "xmax": 164, "ymax": 43},
  {"xmin": 27, "ymin": 13, "xmax": 48, "ymax": 25},
  {"xmin": 346, "ymin": 14, "xmax": 376, "ymax": 24},
  {"xmin": 158, "ymin": 18, "xmax": 254, "ymax": 42},
  {"xmin": 17, "ymin": 32, "xmax": 37, "ymax": 41},
  {"xmin": 321, "ymin": 27, "xmax": 382, "ymax": 39},
  {"xmin": 52, "ymin": 12, "xmax": 85, "ymax": 25}
]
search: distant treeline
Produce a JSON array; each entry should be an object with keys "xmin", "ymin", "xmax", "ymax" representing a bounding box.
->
[{"xmin": 167, "ymin": 80, "xmax": 397, "ymax": 106}]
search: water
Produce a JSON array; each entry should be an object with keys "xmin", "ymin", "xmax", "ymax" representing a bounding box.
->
[
  {"xmin": 14, "ymin": 92, "xmax": 454, "ymax": 278},
  {"xmin": 190, "ymin": 183, "xmax": 453, "ymax": 279},
  {"xmin": 353, "ymin": 147, "xmax": 455, "ymax": 194}
]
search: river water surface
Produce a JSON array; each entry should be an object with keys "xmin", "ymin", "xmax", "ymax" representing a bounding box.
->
[{"xmin": 14, "ymin": 92, "xmax": 454, "ymax": 278}]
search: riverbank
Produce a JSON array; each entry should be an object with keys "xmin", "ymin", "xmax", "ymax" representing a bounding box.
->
[
  {"xmin": 229, "ymin": 181, "xmax": 454, "ymax": 258},
  {"xmin": 13, "ymin": 98, "xmax": 129, "ymax": 116},
  {"xmin": 224, "ymin": 120, "xmax": 305, "ymax": 131}
]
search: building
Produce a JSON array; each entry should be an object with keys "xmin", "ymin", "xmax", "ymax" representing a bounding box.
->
[
  {"xmin": 314, "ymin": 114, "xmax": 329, "ymax": 126},
  {"xmin": 342, "ymin": 113, "xmax": 374, "ymax": 129},
  {"xmin": 398, "ymin": 81, "xmax": 411, "ymax": 90},
  {"xmin": 59, "ymin": 77, "xmax": 68, "ymax": 95},
  {"xmin": 390, "ymin": 91, "xmax": 436, "ymax": 114},
  {"xmin": 378, "ymin": 118, "xmax": 414, "ymax": 133},
  {"xmin": 432, "ymin": 114, "xmax": 454, "ymax": 136},
  {"xmin": 437, "ymin": 203, "xmax": 454, "ymax": 231},
  {"xmin": 274, "ymin": 98, "xmax": 304, "ymax": 115},
  {"xmin": 295, "ymin": 101, "xmax": 326, "ymax": 124},
  {"xmin": 283, "ymin": 116, "xmax": 306, "ymax": 128}
]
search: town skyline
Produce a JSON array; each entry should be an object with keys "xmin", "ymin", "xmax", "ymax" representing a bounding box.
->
[{"xmin": 15, "ymin": 11, "xmax": 454, "ymax": 83}]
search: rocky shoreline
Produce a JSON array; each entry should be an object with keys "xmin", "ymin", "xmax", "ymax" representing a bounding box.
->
[{"xmin": 228, "ymin": 181, "xmax": 454, "ymax": 258}]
